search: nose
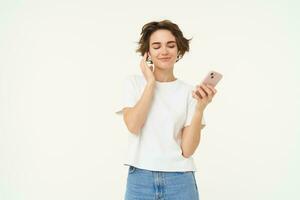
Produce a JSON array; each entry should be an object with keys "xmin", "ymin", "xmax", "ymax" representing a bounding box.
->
[{"xmin": 161, "ymin": 47, "xmax": 169, "ymax": 55}]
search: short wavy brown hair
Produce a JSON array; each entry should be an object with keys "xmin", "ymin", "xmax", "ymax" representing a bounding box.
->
[{"xmin": 136, "ymin": 20, "xmax": 192, "ymax": 62}]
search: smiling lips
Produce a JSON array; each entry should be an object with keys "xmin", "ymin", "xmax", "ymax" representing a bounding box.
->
[{"xmin": 159, "ymin": 57, "xmax": 171, "ymax": 61}]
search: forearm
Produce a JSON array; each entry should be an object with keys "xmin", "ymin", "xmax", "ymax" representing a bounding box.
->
[
  {"xmin": 181, "ymin": 108, "xmax": 204, "ymax": 158},
  {"xmin": 125, "ymin": 82, "xmax": 155, "ymax": 134}
]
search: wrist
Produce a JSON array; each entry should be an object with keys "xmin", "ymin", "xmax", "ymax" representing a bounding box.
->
[
  {"xmin": 146, "ymin": 81, "xmax": 156, "ymax": 88},
  {"xmin": 195, "ymin": 104, "xmax": 206, "ymax": 113}
]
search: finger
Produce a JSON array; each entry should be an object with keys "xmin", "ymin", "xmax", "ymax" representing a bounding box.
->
[
  {"xmin": 197, "ymin": 87, "xmax": 207, "ymax": 98},
  {"xmin": 195, "ymin": 87, "xmax": 201, "ymax": 96},
  {"xmin": 143, "ymin": 53, "xmax": 147, "ymax": 61},
  {"xmin": 200, "ymin": 84, "xmax": 213, "ymax": 96},
  {"xmin": 195, "ymin": 90, "xmax": 201, "ymax": 98},
  {"xmin": 206, "ymin": 84, "xmax": 217, "ymax": 94},
  {"xmin": 144, "ymin": 53, "xmax": 150, "ymax": 66},
  {"xmin": 141, "ymin": 54, "xmax": 147, "ymax": 68},
  {"xmin": 203, "ymin": 85, "xmax": 215, "ymax": 102},
  {"xmin": 192, "ymin": 91, "xmax": 201, "ymax": 101},
  {"xmin": 142, "ymin": 54, "xmax": 149, "ymax": 67},
  {"xmin": 140, "ymin": 59, "xmax": 145, "ymax": 70},
  {"xmin": 145, "ymin": 63, "xmax": 154, "ymax": 74}
]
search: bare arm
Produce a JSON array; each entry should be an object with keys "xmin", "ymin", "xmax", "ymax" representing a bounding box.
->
[
  {"xmin": 123, "ymin": 81, "xmax": 155, "ymax": 135},
  {"xmin": 181, "ymin": 108, "xmax": 205, "ymax": 158},
  {"xmin": 181, "ymin": 84, "xmax": 217, "ymax": 158}
]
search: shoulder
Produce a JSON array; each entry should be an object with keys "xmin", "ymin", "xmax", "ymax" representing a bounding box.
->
[
  {"xmin": 122, "ymin": 74, "xmax": 146, "ymax": 91},
  {"xmin": 176, "ymin": 80, "xmax": 195, "ymax": 103}
]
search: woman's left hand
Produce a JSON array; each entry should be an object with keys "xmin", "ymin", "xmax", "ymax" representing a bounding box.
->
[{"xmin": 192, "ymin": 84, "xmax": 217, "ymax": 111}]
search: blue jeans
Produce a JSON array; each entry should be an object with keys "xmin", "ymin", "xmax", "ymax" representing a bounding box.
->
[{"xmin": 125, "ymin": 166, "xmax": 200, "ymax": 200}]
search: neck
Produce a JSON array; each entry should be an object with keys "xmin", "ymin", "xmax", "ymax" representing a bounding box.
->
[{"xmin": 153, "ymin": 66, "xmax": 176, "ymax": 82}]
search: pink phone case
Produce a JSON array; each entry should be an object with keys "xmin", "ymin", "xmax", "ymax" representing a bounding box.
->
[{"xmin": 201, "ymin": 70, "xmax": 223, "ymax": 87}]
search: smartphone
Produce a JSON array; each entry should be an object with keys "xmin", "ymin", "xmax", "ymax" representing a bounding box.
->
[
  {"xmin": 195, "ymin": 70, "xmax": 222, "ymax": 97},
  {"xmin": 201, "ymin": 70, "xmax": 223, "ymax": 87}
]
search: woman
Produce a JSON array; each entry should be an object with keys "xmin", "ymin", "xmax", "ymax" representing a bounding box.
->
[{"xmin": 116, "ymin": 20, "xmax": 217, "ymax": 200}]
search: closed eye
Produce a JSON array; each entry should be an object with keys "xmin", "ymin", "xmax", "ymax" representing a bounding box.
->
[{"xmin": 153, "ymin": 45, "xmax": 176, "ymax": 49}]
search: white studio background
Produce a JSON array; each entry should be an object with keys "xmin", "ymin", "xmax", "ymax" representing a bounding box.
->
[{"xmin": 0, "ymin": 0, "xmax": 299, "ymax": 199}]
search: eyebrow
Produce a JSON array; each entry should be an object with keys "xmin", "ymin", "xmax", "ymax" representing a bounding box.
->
[{"xmin": 151, "ymin": 41, "xmax": 176, "ymax": 45}]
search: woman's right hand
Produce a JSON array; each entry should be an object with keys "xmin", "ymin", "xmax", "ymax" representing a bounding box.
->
[{"xmin": 140, "ymin": 53, "xmax": 155, "ymax": 84}]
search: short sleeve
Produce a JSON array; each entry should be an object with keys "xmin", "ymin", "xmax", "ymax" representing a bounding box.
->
[
  {"xmin": 115, "ymin": 75, "xmax": 138, "ymax": 115},
  {"xmin": 183, "ymin": 88, "xmax": 206, "ymax": 129}
]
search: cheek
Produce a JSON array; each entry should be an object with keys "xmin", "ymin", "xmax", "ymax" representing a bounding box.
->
[
  {"xmin": 166, "ymin": 47, "xmax": 178, "ymax": 56},
  {"xmin": 171, "ymin": 48, "xmax": 179, "ymax": 55},
  {"xmin": 170, "ymin": 50, "xmax": 178, "ymax": 59},
  {"xmin": 149, "ymin": 49, "xmax": 158, "ymax": 57}
]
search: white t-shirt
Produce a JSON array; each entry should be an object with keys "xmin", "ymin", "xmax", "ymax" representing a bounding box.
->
[{"xmin": 115, "ymin": 74, "xmax": 206, "ymax": 172}]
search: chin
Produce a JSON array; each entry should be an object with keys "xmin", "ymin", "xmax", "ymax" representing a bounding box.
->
[
  {"xmin": 155, "ymin": 61, "xmax": 175, "ymax": 68},
  {"xmin": 155, "ymin": 64, "xmax": 172, "ymax": 69}
]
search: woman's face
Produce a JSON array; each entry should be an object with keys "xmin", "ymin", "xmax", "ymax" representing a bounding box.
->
[{"xmin": 148, "ymin": 29, "xmax": 178, "ymax": 69}]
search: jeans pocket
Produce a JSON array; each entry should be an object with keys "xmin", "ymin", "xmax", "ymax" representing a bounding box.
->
[{"xmin": 128, "ymin": 166, "xmax": 136, "ymax": 174}]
